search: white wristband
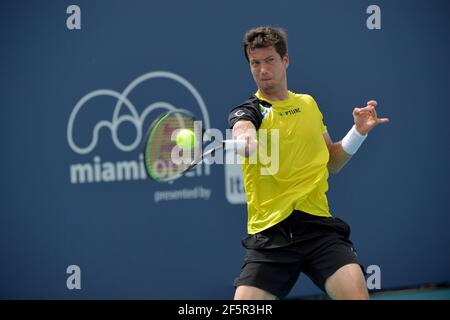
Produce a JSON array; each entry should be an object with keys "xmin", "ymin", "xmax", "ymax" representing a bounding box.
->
[{"xmin": 341, "ymin": 125, "xmax": 367, "ymax": 155}]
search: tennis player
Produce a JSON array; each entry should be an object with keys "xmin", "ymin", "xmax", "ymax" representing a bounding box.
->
[{"xmin": 228, "ymin": 26, "xmax": 389, "ymax": 300}]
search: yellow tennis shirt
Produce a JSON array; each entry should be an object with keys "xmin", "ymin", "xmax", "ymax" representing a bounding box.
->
[{"xmin": 242, "ymin": 91, "xmax": 331, "ymax": 234}]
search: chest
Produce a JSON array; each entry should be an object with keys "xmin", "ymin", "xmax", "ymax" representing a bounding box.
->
[{"xmin": 259, "ymin": 103, "xmax": 322, "ymax": 141}]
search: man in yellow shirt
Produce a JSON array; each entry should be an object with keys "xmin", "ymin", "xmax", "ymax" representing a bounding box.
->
[{"xmin": 228, "ymin": 26, "xmax": 389, "ymax": 300}]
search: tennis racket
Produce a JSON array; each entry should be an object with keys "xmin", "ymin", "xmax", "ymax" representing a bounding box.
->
[{"xmin": 143, "ymin": 110, "xmax": 245, "ymax": 182}]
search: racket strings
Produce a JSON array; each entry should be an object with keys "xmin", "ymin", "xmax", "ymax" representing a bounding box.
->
[{"xmin": 145, "ymin": 112, "xmax": 197, "ymax": 181}]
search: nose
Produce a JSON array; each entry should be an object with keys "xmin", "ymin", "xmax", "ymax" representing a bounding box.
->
[{"xmin": 260, "ymin": 63, "xmax": 269, "ymax": 76}]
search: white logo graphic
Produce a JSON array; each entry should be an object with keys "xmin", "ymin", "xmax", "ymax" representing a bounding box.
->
[
  {"xmin": 234, "ymin": 110, "xmax": 246, "ymax": 117},
  {"xmin": 67, "ymin": 71, "xmax": 211, "ymax": 154},
  {"xmin": 67, "ymin": 71, "xmax": 213, "ymax": 188}
]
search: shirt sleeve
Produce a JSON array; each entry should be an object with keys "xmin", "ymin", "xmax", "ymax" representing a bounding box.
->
[
  {"xmin": 305, "ymin": 94, "xmax": 328, "ymax": 134},
  {"xmin": 228, "ymin": 95, "xmax": 265, "ymax": 130}
]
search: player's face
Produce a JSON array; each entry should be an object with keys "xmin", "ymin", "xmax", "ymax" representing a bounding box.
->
[{"xmin": 247, "ymin": 46, "xmax": 289, "ymax": 94}]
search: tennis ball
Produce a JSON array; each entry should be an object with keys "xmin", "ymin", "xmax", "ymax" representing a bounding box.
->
[{"xmin": 175, "ymin": 129, "xmax": 195, "ymax": 149}]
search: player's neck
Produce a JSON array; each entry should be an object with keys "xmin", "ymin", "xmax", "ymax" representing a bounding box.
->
[
  {"xmin": 258, "ymin": 80, "xmax": 289, "ymax": 101},
  {"xmin": 258, "ymin": 88, "xmax": 289, "ymax": 102}
]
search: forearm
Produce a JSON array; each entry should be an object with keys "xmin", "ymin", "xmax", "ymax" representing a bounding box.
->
[
  {"xmin": 327, "ymin": 125, "xmax": 368, "ymax": 174},
  {"xmin": 232, "ymin": 120, "xmax": 257, "ymax": 139},
  {"xmin": 232, "ymin": 120, "xmax": 258, "ymax": 157},
  {"xmin": 328, "ymin": 141, "xmax": 352, "ymax": 174}
]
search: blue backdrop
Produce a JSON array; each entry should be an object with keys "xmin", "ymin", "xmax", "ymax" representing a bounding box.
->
[{"xmin": 1, "ymin": 0, "xmax": 449, "ymax": 299}]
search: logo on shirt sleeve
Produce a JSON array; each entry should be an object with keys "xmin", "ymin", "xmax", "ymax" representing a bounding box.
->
[{"xmin": 234, "ymin": 110, "xmax": 246, "ymax": 117}]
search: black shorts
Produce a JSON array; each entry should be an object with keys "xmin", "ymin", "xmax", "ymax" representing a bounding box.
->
[{"xmin": 234, "ymin": 210, "xmax": 364, "ymax": 299}]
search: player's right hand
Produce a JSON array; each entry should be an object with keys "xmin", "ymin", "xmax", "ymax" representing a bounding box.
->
[{"xmin": 236, "ymin": 133, "xmax": 258, "ymax": 157}]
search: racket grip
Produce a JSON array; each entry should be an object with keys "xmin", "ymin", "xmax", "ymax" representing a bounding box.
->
[{"xmin": 223, "ymin": 139, "xmax": 247, "ymax": 150}]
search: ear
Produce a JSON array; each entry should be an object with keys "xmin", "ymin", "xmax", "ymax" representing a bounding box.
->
[{"xmin": 283, "ymin": 54, "xmax": 289, "ymax": 69}]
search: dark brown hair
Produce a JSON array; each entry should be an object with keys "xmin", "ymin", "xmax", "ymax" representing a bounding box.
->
[{"xmin": 243, "ymin": 26, "xmax": 288, "ymax": 62}]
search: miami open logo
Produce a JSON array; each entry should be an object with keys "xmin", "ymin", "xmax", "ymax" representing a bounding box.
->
[{"xmin": 67, "ymin": 71, "xmax": 211, "ymax": 184}]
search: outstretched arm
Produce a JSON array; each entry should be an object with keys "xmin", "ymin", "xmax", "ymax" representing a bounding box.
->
[
  {"xmin": 232, "ymin": 120, "xmax": 258, "ymax": 157},
  {"xmin": 325, "ymin": 100, "xmax": 389, "ymax": 174}
]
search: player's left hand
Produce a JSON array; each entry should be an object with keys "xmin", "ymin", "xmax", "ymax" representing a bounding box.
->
[{"xmin": 353, "ymin": 100, "xmax": 389, "ymax": 135}]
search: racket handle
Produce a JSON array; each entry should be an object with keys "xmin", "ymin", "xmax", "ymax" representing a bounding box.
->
[{"xmin": 223, "ymin": 139, "xmax": 247, "ymax": 150}]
